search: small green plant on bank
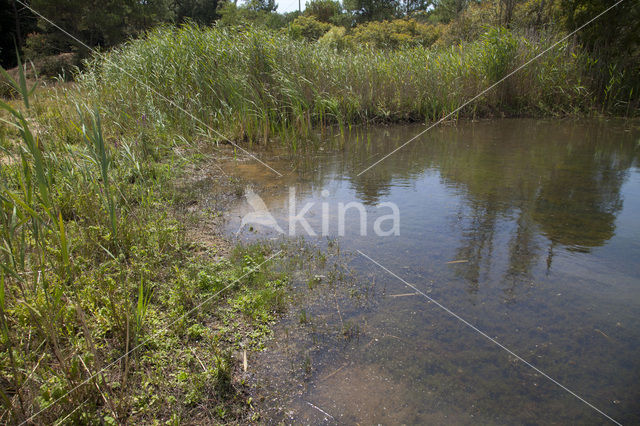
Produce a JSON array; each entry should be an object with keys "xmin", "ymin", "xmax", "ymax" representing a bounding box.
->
[{"xmin": 0, "ymin": 56, "xmax": 289, "ymax": 423}]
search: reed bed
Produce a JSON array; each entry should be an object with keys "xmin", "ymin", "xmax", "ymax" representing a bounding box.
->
[{"xmin": 78, "ymin": 24, "xmax": 629, "ymax": 150}]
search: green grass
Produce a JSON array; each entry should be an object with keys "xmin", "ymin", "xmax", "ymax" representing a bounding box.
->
[
  {"xmin": 77, "ymin": 24, "xmax": 637, "ymax": 151},
  {"xmin": 0, "ymin": 58, "xmax": 291, "ymax": 424}
]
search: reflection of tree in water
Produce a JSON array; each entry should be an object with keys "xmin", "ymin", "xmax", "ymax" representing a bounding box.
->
[
  {"xmin": 351, "ymin": 179, "xmax": 393, "ymax": 205},
  {"xmin": 335, "ymin": 126, "xmax": 435, "ymax": 205},
  {"xmin": 502, "ymin": 207, "xmax": 538, "ymax": 300},
  {"xmin": 454, "ymin": 129, "xmax": 635, "ymax": 296},
  {"xmin": 454, "ymin": 199, "xmax": 497, "ymax": 294},
  {"xmin": 334, "ymin": 120, "xmax": 639, "ymax": 296},
  {"xmin": 533, "ymin": 152, "xmax": 627, "ymax": 252},
  {"xmin": 465, "ymin": 126, "xmax": 635, "ymax": 296}
]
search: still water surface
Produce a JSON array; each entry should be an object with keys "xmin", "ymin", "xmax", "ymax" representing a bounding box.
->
[{"xmin": 223, "ymin": 119, "xmax": 640, "ymax": 424}]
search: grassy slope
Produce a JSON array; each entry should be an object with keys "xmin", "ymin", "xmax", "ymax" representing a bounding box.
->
[{"xmin": 0, "ymin": 72, "xmax": 290, "ymax": 423}]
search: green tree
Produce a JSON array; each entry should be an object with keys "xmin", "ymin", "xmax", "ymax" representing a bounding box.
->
[
  {"xmin": 217, "ymin": 1, "xmax": 289, "ymax": 28},
  {"xmin": 245, "ymin": 0, "xmax": 278, "ymax": 12},
  {"xmin": 400, "ymin": 0, "xmax": 433, "ymax": 16},
  {"xmin": 343, "ymin": 0, "xmax": 399, "ymax": 22},
  {"xmin": 27, "ymin": 0, "xmax": 173, "ymax": 54},
  {"xmin": 430, "ymin": 0, "xmax": 470, "ymax": 23},
  {"xmin": 0, "ymin": 0, "xmax": 37, "ymax": 67},
  {"xmin": 561, "ymin": 0, "xmax": 639, "ymax": 57},
  {"xmin": 173, "ymin": 0, "xmax": 220, "ymax": 24},
  {"xmin": 305, "ymin": 0, "xmax": 342, "ymax": 23}
]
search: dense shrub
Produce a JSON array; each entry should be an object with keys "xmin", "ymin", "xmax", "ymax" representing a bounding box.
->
[
  {"xmin": 318, "ymin": 26, "xmax": 349, "ymax": 50},
  {"xmin": 346, "ymin": 19, "xmax": 441, "ymax": 48},
  {"xmin": 23, "ymin": 32, "xmax": 57, "ymax": 59},
  {"xmin": 511, "ymin": 0, "xmax": 563, "ymax": 31},
  {"xmin": 437, "ymin": 0, "xmax": 499, "ymax": 45},
  {"xmin": 287, "ymin": 15, "xmax": 334, "ymax": 41}
]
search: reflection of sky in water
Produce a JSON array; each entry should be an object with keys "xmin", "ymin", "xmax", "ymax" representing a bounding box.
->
[{"xmin": 222, "ymin": 119, "xmax": 640, "ymax": 424}]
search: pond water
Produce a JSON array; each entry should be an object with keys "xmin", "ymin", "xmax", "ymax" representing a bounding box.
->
[{"xmin": 222, "ymin": 119, "xmax": 640, "ymax": 424}]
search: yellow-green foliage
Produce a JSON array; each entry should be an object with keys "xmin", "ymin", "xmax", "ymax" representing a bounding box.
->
[
  {"xmin": 288, "ymin": 15, "xmax": 333, "ymax": 41},
  {"xmin": 511, "ymin": 0, "xmax": 563, "ymax": 31},
  {"xmin": 437, "ymin": 1, "xmax": 500, "ymax": 46},
  {"xmin": 318, "ymin": 26, "xmax": 349, "ymax": 50},
  {"xmin": 346, "ymin": 19, "xmax": 442, "ymax": 49}
]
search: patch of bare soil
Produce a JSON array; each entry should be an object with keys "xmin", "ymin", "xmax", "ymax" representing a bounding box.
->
[
  {"xmin": 169, "ymin": 143, "xmax": 255, "ymax": 259},
  {"xmin": 170, "ymin": 140, "xmax": 298, "ymax": 258}
]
